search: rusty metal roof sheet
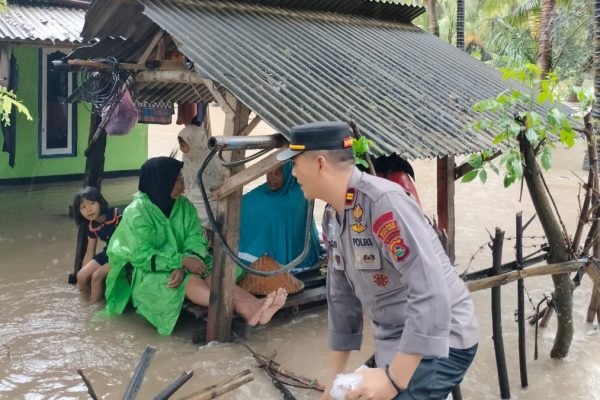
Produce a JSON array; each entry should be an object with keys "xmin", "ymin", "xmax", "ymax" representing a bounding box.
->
[
  {"xmin": 0, "ymin": 2, "xmax": 85, "ymax": 45},
  {"xmin": 137, "ymin": 0, "xmax": 533, "ymax": 159}
]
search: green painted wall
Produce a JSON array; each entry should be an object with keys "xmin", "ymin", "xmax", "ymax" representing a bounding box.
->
[{"xmin": 0, "ymin": 46, "xmax": 148, "ymax": 181}]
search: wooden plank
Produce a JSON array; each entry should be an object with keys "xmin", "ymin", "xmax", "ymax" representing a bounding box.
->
[
  {"xmin": 137, "ymin": 31, "xmax": 163, "ymax": 64},
  {"xmin": 135, "ymin": 70, "xmax": 203, "ymax": 84},
  {"xmin": 281, "ymin": 286, "xmax": 327, "ymax": 309},
  {"xmin": 207, "ymin": 93, "xmax": 250, "ymax": 342},
  {"xmin": 437, "ymin": 156, "xmax": 456, "ymax": 263},
  {"xmin": 202, "ymin": 78, "xmax": 235, "ymax": 115},
  {"xmin": 239, "ymin": 115, "xmax": 262, "ymax": 136},
  {"xmin": 212, "ymin": 149, "xmax": 285, "ymax": 200}
]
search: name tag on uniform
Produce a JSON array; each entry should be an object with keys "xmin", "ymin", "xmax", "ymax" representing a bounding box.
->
[{"xmin": 354, "ymin": 248, "xmax": 380, "ymax": 270}]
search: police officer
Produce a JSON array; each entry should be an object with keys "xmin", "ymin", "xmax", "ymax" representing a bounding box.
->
[{"xmin": 277, "ymin": 121, "xmax": 479, "ymax": 400}]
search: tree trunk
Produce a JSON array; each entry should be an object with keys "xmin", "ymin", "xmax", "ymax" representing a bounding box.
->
[
  {"xmin": 457, "ymin": 0, "xmax": 465, "ymax": 50},
  {"xmin": 519, "ymin": 137, "xmax": 573, "ymax": 358},
  {"xmin": 427, "ymin": 0, "xmax": 440, "ymax": 37},
  {"xmin": 594, "ymin": 0, "xmax": 600, "ymax": 120},
  {"xmin": 537, "ymin": 0, "xmax": 556, "ymax": 78},
  {"xmin": 587, "ymin": 0, "xmax": 600, "ymax": 322}
]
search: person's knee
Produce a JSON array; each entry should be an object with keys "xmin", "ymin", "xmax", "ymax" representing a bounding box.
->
[{"xmin": 91, "ymin": 268, "xmax": 107, "ymax": 283}]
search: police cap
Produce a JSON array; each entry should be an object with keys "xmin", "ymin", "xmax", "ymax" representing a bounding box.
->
[{"xmin": 277, "ymin": 121, "xmax": 353, "ymax": 161}]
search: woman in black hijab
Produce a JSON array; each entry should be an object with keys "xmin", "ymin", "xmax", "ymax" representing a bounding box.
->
[{"xmin": 104, "ymin": 157, "xmax": 287, "ymax": 335}]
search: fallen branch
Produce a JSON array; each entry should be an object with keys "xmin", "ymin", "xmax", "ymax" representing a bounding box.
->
[
  {"xmin": 241, "ymin": 343, "xmax": 324, "ymax": 392},
  {"xmin": 154, "ymin": 370, "xmax": 194, "ymax": 400},
  {"xmin": 465, "ymin": 260, "xmax": 586, "ymax": 292},
  {"xmin": 77, "ymin": 369, "xmax": 99, "ymax": 400},
  {"xmin": 176, "ymin": 369, "xmax": 253, "ymax": 400}
]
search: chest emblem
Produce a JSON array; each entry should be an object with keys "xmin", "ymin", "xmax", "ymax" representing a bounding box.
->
[
  {"xmin": 373, "ymin": 273, "xmax": 389, "ymax": 287},
  {"xmin": 351, "ymin": 203, "xmax": 367, "ymax": 233}
]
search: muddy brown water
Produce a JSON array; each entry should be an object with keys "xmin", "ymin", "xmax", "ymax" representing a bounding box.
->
[{"xmin": 1, "ymin": 135, "xmax": 599, "ymax": 399}]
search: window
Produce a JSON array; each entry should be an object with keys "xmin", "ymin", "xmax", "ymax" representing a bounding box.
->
[{"xmin": 39, "ymin": 49, "xmax": 76, "ymax": 157}]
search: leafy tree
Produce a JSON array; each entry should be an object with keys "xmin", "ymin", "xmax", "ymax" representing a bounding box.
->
[
  {"xmin": 467, "ymin": 64, "xmax": 581, "ymax": 358},
  {"xmin": 0, "ymin": 87, "xmax": 32, "ymax": 126}
]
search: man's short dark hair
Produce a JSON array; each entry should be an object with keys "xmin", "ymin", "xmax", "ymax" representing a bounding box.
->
[{"xmin": 320, "ymin": 148, "xmax": 355, "ymax": 166}]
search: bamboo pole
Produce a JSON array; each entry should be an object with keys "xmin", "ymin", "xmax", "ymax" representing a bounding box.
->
[
  {"xmin": 516, "ymin": 213, "xmax": 528, "ymax": 388},
  {"xmin": 176, "ymin": 370, "xmax": 253, "ymax": 400},
  {"xmin": 465, "ymin": 260, "xmax": 585, "ymax": 292},
  {"xmin": 491, "ymin": 228, "xmax": 510, "ymax": 399}
]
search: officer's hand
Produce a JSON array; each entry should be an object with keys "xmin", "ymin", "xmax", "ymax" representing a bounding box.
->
[{"xmin": 346, "ymin": 368, "xmax": 398, "ymax": 400}]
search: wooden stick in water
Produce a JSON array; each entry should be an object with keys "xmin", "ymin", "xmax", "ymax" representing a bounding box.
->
[
  {"xmin": 176, "ymin": 369, "xmax": 253, "ymax": 400},
  {"xmin": 154, "ymin": 370, "xmax": 194, "ymax": 400},
  {"xmin": 77, "ymin": 369, "xmax": 99, "ymax": 400},
  {"xmin": 123, "ymin": 346, "xmax": 157, "ymax": 400},
  {"xmin": 241, "ymin": 342, "xmax": 324, "ymax": 391}
]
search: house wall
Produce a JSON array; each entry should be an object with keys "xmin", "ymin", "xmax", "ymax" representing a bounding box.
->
[{"xmin": 0, "ymin": 46, "xmax": 148, "ymax": 182}]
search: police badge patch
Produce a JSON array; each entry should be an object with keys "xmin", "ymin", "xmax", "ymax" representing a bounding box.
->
[{"xmin": 373, "ymin": 212, "xmax": 410, "ymax": 262}]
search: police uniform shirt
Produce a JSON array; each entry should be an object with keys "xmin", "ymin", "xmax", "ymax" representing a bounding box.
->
[{"xmin": 323, "ymin": 168, "xmax": 479, "ymax": 368}]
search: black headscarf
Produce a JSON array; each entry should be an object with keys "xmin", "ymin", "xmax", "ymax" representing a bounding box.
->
[{"xmin": 138, "ymin": 157, "xmax": 184, "ymax": 217}]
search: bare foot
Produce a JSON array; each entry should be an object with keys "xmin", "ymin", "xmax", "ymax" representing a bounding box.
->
[
  {"xmin": 246, "ymin": 293, "xmax": 274, "ymax": 327},
  {"xmin": 259, "ymin": 288, "xmax": 288, "ymax": 325}
]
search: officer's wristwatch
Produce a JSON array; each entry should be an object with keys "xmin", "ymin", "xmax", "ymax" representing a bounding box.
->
[{"xmin": 384, "ymin": 364, "xmax": 405, "ymax": 394}]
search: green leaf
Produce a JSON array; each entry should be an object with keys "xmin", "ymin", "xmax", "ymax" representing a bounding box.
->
[
  {"xmin": 541, "ymin": 148, "xmax": 552, "ymax": 170},
  {"xmin": 468, "ymin": 153, "xmax": 483, "ymax": 169},
  {"xmin": 511, "ymin": 157, "xmax": 523, "ymax": 179},
  {"xmin": 461, "ymin": 170, "xmax": 479, "ymax": 183},
  {"xmin": 525, "ymin": 128, "xmax": 539, "ymax": 144},
  {"xmin": 479, "ymin": 169, "xmax": 488, "ymax": 183},
  {"xmin": 489, "ymin": 163, "xmax": 499, "ymax": 175},
  {"xmin": 492, "ymin": 132, "xmax": 507, "ymax": 145},
  {"xmin": 503, "ymin": 174, "xmax": 515, "ymax": 188},
  {"xmin": 560, "ymin": 128, "xmax": 576, "ymax": 148}
]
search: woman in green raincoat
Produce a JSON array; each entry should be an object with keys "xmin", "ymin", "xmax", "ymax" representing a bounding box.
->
[{"xmin": 104, "ymin": 157, "xmax": 287, "ymax": 335}]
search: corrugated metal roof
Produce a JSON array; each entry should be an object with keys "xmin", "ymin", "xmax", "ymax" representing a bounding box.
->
[
  {"xmin": 0, "ymin": 3, "xmax": 85, "ymax": 44},
  {"xmin": 138, "ymin": 0, "xmax": 530, "ymax": 159}
]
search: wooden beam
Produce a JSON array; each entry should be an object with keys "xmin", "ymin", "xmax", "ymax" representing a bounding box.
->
[
  {"xmin": 65, "ymin": 59, "xmax": 186, "ymax": 72},
  {"xmin": 135, "ymin": 70, "xmax": 203, "ymax": 84},
  {"xmin": 202, "ymin": 78, "xmax": 235, "ymax": 115},
  {"xmin": 465, "ymin": 260, "xmax": 584, "ymax": 292},
  {"xmin": 207, "ymin": 93, "xmax": 251, "ymax": 342},
  {"xmin": 239, "ymin": 115, "xmax": 262, "ymax": 136},
  {"xmin": 212, "ymin": 149, "xmax": 285, "ymax": 200},
  {"xmin": 136, "ymin": 30, "xmax": 164, "ymax": 64},
  {"xmin": 437, "ymin": 156, "xmax": 456, "ymax": 263},
  {"xmin": 585, "ymin": 262, "xmax": 600, "ymax": 287}
]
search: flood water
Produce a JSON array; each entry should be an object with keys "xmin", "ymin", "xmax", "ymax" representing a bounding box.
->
[{"xmin": 1, "ymin": 120, "xmax": 599, "ymax": 399}]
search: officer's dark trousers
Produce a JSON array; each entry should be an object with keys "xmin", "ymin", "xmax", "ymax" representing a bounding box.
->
[{"xmin": 395, "ymin": 344, "xmax": 478, "ymax": 400}]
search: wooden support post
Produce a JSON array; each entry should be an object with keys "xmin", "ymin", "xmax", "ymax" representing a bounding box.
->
[
  {"xmin": 437, "ymin": 156, "xmax": 456, "ymax": 263},
  {"xmin": 206, "ymin": 92, "xmax": 251, "ymax": 342},
  {"xmin": 71, "ymin": 110, "xmax": 106, "ymax": 283},
  {"xmin": 491, "ymin": 228, "xmax": 511, "ymax": 400},
  {"xmin": 516, "ymin": 212, "xmax": 528, "ymax": 388}
]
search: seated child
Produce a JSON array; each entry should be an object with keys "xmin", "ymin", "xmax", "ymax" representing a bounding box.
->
[{"xmin": 73, "ymin": 187, "xmax": 122, "ymax": 304}]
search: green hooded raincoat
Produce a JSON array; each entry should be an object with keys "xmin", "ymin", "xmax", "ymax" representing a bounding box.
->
[{"xmin": 104, "ymin": 192, "xmax": 211, "ymax": 335}]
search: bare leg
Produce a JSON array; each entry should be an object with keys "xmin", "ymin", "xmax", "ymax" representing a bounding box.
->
[
  {"xmin": 90, "ymin": 264, "xmax": 110, "ymax": 304},
  {"xmin": 185, "ymin": 275, "xmax": 211, "ymax": 306},
  {"xmin": 259, "ymin": 288, "xmax": 288, "ymax": 325},
  {"xmin": 203, "ymin": 277, "xmax": 273, "ymax": 327},
  {"xmin": 77, "ymin": 260, "xmax": 102, "ymax": 296}
]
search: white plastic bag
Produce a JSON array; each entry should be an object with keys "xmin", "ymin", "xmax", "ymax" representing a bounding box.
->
[{"xmin": 330, "ymin": 365, "xmax": 368, "ymax": 400}]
